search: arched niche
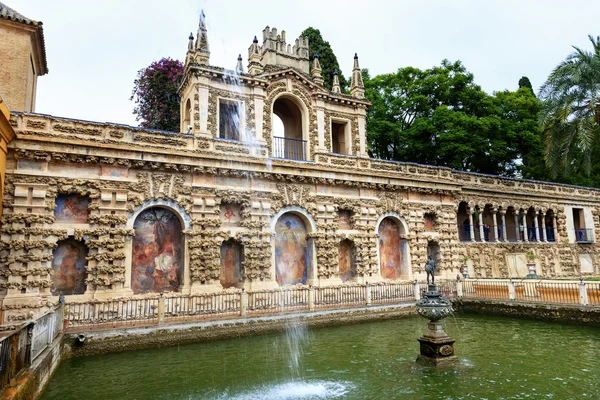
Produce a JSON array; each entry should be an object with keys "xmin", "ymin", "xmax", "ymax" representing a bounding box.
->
[
  {"xmin": 220, "ymin": 238, "xmax": 244, "ymax": 289},
  {"xmin": 184, "ymin": 98, "xmax": 192, "ymax": 130},
  {"xmin": 271, "ymin": 93, "xmax": 309, "ymax": 160},
  {"xmin": 54, "ymin": 193, "xmax": 90, "ymax": 223},
  {"xmin": 131, "ymin": 207, "xmax": 183, "ymax": 294},
  {"xmin": 376, "ymin": 213, "xmax": 411, "ymax": 280},
  {"xmin": 339, "ymin": 239, "xmax": 356, "ymax": 282},
  {"xmin": 272, "ymin": 207, "xmax": 316, "ymax": 286},
  {"xmin": 51, "ymin": 237, "xmax": 88, "ymax": 295}
]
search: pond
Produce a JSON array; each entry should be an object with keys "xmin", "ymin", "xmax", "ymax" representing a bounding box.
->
[{"xmin": 42, "ymin": 314, "xmax": 600, "ymax": 399}]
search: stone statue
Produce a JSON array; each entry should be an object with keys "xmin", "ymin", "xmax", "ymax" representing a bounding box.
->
[{"xmin": 425, "ymin": 255, "xmax": 437, "ymax": 285}]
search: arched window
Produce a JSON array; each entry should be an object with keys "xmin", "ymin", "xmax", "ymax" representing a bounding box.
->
[
  {"xmin": 274, "ymin": 213, "xmax": 310, "ymax": 285},
  {"xmin": 545, "ymin": 210, "xmax": 556, "ymax": 242},
  {"xmin": 220, "ymin": 239, "xmax": 244, "ymax": 288},
  {"xmin": 457, "ymin": 202, "xmax": 471, "ymax": 242},
  {"xmin": 184, "ymin": 98, "xmax": 192, "ymax": 130},
  {"xmin": 51, "ymin": 238, "xmax": 88, "ymax": 295},
  {"xmin": 339, "ymin": 239, "xmax": 355, "ymax": 282},
  {"xmin": 55, "ymin": 194, "xmax": 89, "ymax": 223},
  {"xmin": 131, "ymin": 207, "xmax": 183, "ymax": 294},
  {"xmin": 272, "ymin": 96, "xmax": 306, "ymax": 160},
  {"xmin": 378, "ymin": 217, "xmax": 410, "ymax": 280}
]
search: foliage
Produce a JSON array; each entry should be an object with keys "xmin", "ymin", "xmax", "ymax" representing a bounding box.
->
[
  {"xmin": 301, "ymin": 27, "xmax": 348, "ymax": 91},
  {"xmin": 518, "ymin": 76, "xmax": 534, "ymax": 95},
  {"xmin": 539, "ymin": 35, "xmax": 600, "ymax": 178},
  {"xmin": 364, "ymin": 60, "xmax": 544, "ymax": 177},
  {"xmin": 130, "ymin": 58, "xmax": 183, "ymax": 132}
]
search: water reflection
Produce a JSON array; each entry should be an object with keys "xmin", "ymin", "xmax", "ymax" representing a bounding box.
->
[{"xmin": 42, "ymin": 314, "xmax": 600, "ymax": 400}]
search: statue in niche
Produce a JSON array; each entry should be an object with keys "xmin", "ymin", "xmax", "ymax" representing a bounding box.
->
[{"xmin": 425, "ymin": 255, "xmax": 437, "ymax": 285}]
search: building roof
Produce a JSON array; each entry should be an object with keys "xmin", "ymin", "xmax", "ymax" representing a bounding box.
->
[
  {"xmin": 0, "ymin": 1, "xmax": 39, "ymax": 26},
  {"xmin": 0, "ymin": 1, "xmax": 48, "ymax": 75}
]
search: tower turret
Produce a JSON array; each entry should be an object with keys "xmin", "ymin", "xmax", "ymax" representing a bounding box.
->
[
  {"xmin": 193, "ymin": 11, "xmax": 210, "ymax": 65},
  {"xmin": 236, "ymin": 54, "xmax": 244, "ymax": 74},
  {"xmin": 332, "ymin": 69, "xmax": 341, "ymax": 94},
  {"xmin": 311, "ymin": 52, "xmax": 324, "ymax": 86},
  {"xmin": 247, "ymin": 36, "xmax": 264, "ymax": 75},
  {"xmin": 350, "ymin": 53, "xmax": 365, "ymax": 99}
]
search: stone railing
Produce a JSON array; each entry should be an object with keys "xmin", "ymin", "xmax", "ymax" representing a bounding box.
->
[
  {"xmin": 460, "ymin": 278, "xmax": 600, "ymax": 306},
  {"xmin": 0, "ymin": 304, "xmax": 63, "ymax": 393},
  {"xmin": 63, "ymin": 282, "xmax": 418, "ymax": 332}
]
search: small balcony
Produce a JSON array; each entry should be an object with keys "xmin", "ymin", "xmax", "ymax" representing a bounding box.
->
[
  {"xmin": 575, "ymin": 228, "xmax": 594, "ymax": 243},
  {"xmin": 272, "ymin": 136, "xmax": 307, "ymax": 161}
]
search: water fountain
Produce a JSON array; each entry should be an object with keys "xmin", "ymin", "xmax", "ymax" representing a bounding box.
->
[{"xmin": 415, "ymin": 256, "xmax": 458, "ymax": 366}]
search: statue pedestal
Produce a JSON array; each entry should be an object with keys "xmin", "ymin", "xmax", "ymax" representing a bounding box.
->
[{"xmin": 416, "ymin": 321, "xmax": 459, "ymax": 367}]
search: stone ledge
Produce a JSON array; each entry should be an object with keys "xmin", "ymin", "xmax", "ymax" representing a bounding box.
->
[
  {"xmin": 456, "ymin": 299, "xmax": 600, "ymax": 326},
  {"xmin": 63, "ymin": 303, "xmax": 416, "ymax": 358}
]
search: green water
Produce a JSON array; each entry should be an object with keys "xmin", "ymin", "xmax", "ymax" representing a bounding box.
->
[{"xmin": 42, "ymin": 314, "xmax": 600, "ymax": 400}]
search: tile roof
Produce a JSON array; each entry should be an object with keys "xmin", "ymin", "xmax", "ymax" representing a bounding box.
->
[
  {"xmin": 0, "ymin": 2, "xmax": 48, "ymax": 75},
  {"xmin": 0, "ymin": 1, "xmax": 40, "ymax": 25}
]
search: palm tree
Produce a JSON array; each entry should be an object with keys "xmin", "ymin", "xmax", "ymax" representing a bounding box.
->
[{"xmin": 539, "ymin": 35, "xmax": 600, "ymax": 177}]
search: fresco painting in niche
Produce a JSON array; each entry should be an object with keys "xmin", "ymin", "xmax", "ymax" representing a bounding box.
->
[
  {"xmin": 275, "ymin": 214, "xmax": 309, "ymax": 285},
  {"xmin": 339, "ymin": 239, "xmax": 355, "ymax": 281},
  {"xmin": 132, "ymin": 208, "xmax": 183, "ymax": 294},
  {"xmin": 220, "ymin": 239, "xmax": 243, "ymax": 288},
  {"xmin": 424, "ymin": 214, "xmax": 435, "ymax": 231},
  {"xmin": 338, "ymin": 210, "xmax": 352, "ymax": 230},
  {"xmin": 54, "ymin": 194, "xmax": 89, "ymax": 223},
  {"xmin": 51, "ymin": 239, "xmax": 88, "ymax": 295},
  {"xmin": 220, "ymin": 203, "xmax": 241, "ymax": 226},
  {"xmin": 379, "ymin": 217, "xmax": 402, "ymax": 280}
]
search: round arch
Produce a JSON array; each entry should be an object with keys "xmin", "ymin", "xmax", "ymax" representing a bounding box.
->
[
  {"xmin": 127, "ymin": 198, "xmax": 191, "ymax": 230},
  {"xmin": 375, "ymin": 212, "xmax": 412, "ymax": 281},
  {"xmin": 271, "ymin": 92, "xmax": 310, "ymax": 160},
  {"xmin": 125, "ymin": 199, "xmax": 191, "ymax": 294},
  {"xmin": 270, "ymin": 206, "xmax": 317, "ymax": 234}
]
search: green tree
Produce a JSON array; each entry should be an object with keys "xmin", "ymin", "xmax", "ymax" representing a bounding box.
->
[
  {"xmin": 130, "ymin": 57, "xmax": 183, "ymax": 132},
  {"xmin": 539, "ymin": 35, "xmax": 600, "ymax": 178},
  {"xmin": 366, "ymin": 60, "xmax": 508, "ymax": 174},
  {"xmin": 301, "ymin": 27, "xmax": 348, "ymax": 91},
  {"xmin": 518, "ymin": 76, "xmax": 534, "ymax": 96},
  {"xmin": 493, "ymin": 87, "xmax": 546, "ymax": 179},
  {"xmin": 365, "ymin": 61, "xmax": 549, "ymax": 177}
]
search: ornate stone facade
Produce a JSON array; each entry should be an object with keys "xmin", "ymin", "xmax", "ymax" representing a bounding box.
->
[{"xmin": 1, "ymin": 14, "xmax": 600, "ymax": 322}]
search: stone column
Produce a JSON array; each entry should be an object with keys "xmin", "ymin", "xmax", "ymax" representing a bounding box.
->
[
  {"xmin": 468, "ymin": 211, "xmax": 475, "ymax": 242},
  {"xmin": 478, "ymin": 210, "xmax": 485, "ymax": 242},
  {"xmin": 533, "ymin": 212, "xmax": 540, "ymax": 242},
  {"xmin": 514, "ymin": 213, "xmax": 521, "ymax": 242},
  {"xmin": 357, "ymin": 108, "xmax": 369, "ymax": 157},
  {"xmin": 500, "ymin": 211, "xmax": 508, "ymax": 242},
  {"xmin": 541, "ymin": 212, "xmax": 548, "ymax": 242},
  {"xmin": 522, "ymin": 213, "xmax": 529, "ymax": 242},
  {"xmin": 553, "ymin": 215, "xmax": 558, "ymax": 243},
  {"xmin": 316, "ymin": 100, "xmax": 326, "ymax": 152},
  {"xmin": 198, "ymin": 79, "xmax": 210, "ymax": 136},
  {"xmin": 253, "ymin": 86, "xmax": 266, "ymax": 143},
  {"xmin": 492, "ymin": 210, "xmax": 499, "ymax": 242}
]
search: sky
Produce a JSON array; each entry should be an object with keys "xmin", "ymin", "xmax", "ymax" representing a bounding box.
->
[{"xmin": 7, "ymin": 0, "xmax": 600, "ymax": 127}]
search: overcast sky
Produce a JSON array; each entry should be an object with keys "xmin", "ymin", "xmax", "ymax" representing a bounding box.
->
[{"xmin": 7, "ymin": 0, "xmax": 600, "ymax": 127}]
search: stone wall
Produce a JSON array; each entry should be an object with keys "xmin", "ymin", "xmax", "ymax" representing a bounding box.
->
[{"xmin": 1, "ymin": 112, "xmax": 600, "ymax": 321}]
